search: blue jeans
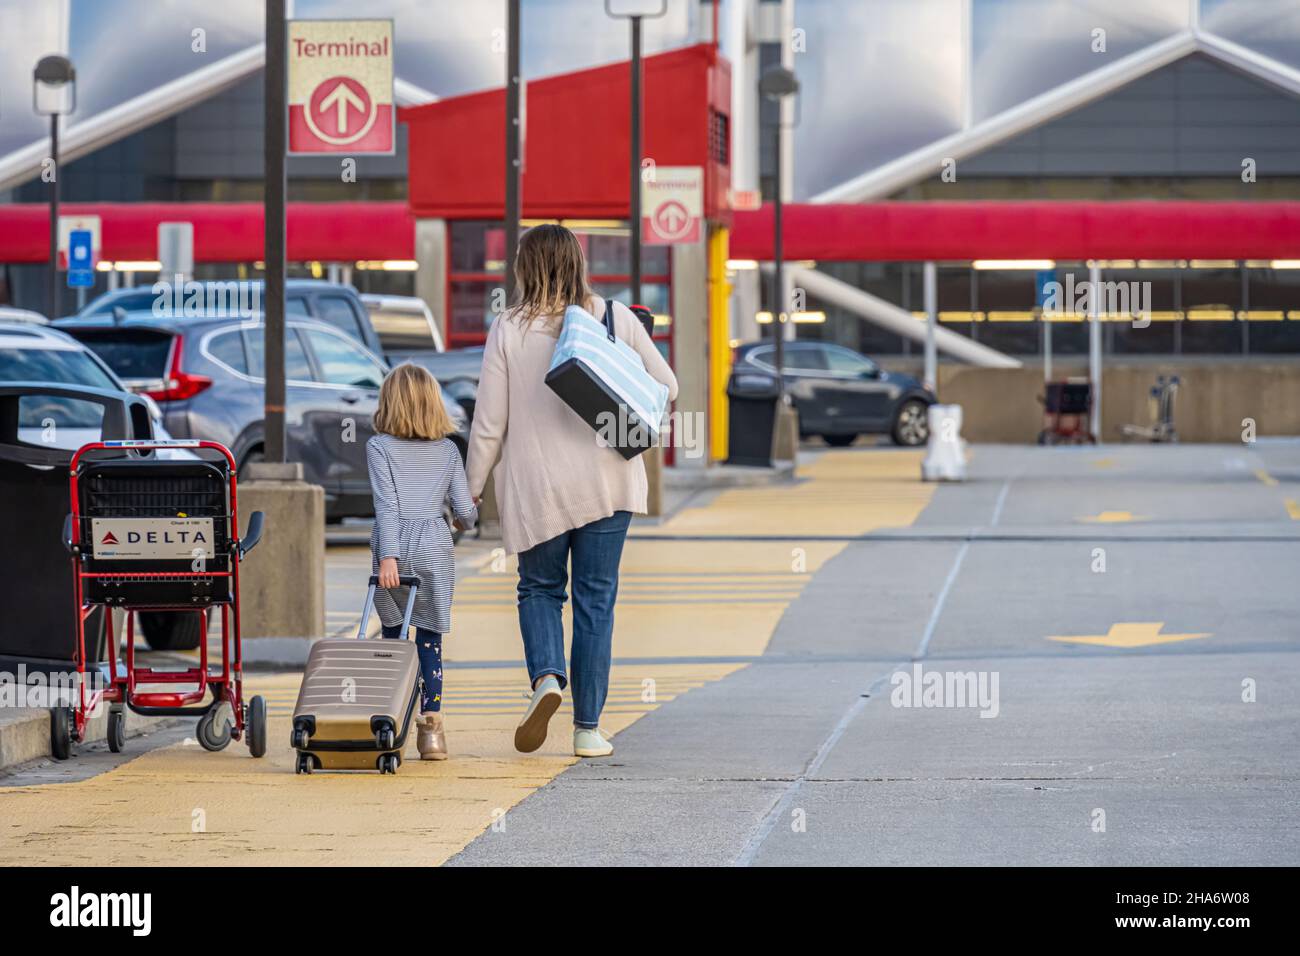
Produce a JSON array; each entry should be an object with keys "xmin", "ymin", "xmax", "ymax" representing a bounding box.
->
[
  {"xmin": 381, "ymin": 625, "xmax": 443, "ymax": 713},
  {"xmin": 516, "ymin": 510, "xmax": 631, "ymax": 729}
]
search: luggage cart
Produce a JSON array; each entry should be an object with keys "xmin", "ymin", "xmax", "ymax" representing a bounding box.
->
[
  {"xmin": 57, "ymin": 438, "xmax": 266, "ymax": 759},
  {"xmin": 1036, "ymin": 380, "xmax": 1096, "ymax": 445}
]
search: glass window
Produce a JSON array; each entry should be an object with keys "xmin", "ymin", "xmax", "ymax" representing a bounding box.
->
[
  {"xmin": 17, "ymin": 394, "xmax": 105, "ymax": 430},
  {"xmin": 1181, "ymin": 266, "xmax": 1242, "ymax": 354},
  {"xmin": 206, "ymin": 330, "xmax": 247, "ymax": 374},
  {"xmin": 286, "ymin": 296, "xmax": 311, "ymax": 317},
  {"xmin": 785, "ymin": 346, "xmax": 829, "ymax": 372},
  {"xmin": 314, "ymin": 295, "xmax": 365, "ymax": 341},
  {"xmin": 244, "ymin": 327, "xmax": 313, "ymax": 382},
  {"xmin": 368, "ymin": 304, "xmax": 440, "ymax": 352},
  {"xmin": 1107, "ymin": 267, "xmax": 1178, "ymax": 355},
  {"xmin": 82, "ymin": 289, "xmax": 157, "ymax": 317},
  {"xmin": 449, "ymin": 281, "xmax": 501, "ymax": 340},
  {"xmin": 1244, "ymin": 267, "xmax": 1300, "ymax": 353},
  {"xmin": 824, "ymin": 345, "xmax": 876, "ymax": 375},
  {"xmin": 74, "ymin": 330, "xmax": 175, "ymax": 379},
  {"xmin": 0, "ymin": 347, "xmax": 119, "ymax": 388},
  {"xmin": 302, "ymin": 329, "xmax": 386, "ymax": 388}
]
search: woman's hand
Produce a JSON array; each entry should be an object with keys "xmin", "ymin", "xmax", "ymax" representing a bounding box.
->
[{"xmin": 378, "ymin": 557, "xmax": 400, "ymax": 590}]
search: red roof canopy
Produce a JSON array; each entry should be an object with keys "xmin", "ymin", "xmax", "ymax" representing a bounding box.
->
[
  {"xmin": 730, "ymin": 201, "xmax": 1300, "ymax": 261},
  {"xmin": 1, "ymin": 200, "xmax": 1298, "ymax": 264}
]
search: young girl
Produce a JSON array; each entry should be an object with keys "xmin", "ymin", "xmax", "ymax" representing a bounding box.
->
[{"xmin": 368, "ymin": 363, "xmax": 477, "ymax": 760}]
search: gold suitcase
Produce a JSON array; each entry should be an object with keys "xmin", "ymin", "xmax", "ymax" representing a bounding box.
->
[{"xmin": 290, "ymin": 575, "xmax": 421, "ymax": 774}]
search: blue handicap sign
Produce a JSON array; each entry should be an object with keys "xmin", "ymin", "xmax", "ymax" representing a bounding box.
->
[
  {"xmin": 67, "ymin": 229, "xmax": 95, "ymax": 288},
  {"xmin": 1034, "ymin": 269, "xmax": 1057, "ymax": 307}
]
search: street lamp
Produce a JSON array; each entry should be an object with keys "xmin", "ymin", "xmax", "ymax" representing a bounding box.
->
[
  {"xmin": 759, "ymin": 64, "xmax": 799, "ymax": 383},
  {"xmin": 605, "ymin": 0, "xmax": 667, "ymax": 305},
  {"xmin": 33, "ymin": 54, "xmax": 76, "ymax": 321}
]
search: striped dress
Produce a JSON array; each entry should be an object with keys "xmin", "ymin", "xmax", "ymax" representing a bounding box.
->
[{"xmin": 367, "ymin": 434, "xmax": 477, "ymax": 634}]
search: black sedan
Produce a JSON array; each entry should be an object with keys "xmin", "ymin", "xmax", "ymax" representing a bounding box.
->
[{"xmin": 734, "ymin": 341, "xmax": 934, "ymax": 446}]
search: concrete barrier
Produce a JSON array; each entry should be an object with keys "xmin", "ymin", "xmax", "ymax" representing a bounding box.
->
[
  {"xmin": 237, "ymin": 464, "xmax": 326, "ymax": 664},
  {"xmin": 925, "ymin": 360, "xmax": 1300, "ymax": 443}
]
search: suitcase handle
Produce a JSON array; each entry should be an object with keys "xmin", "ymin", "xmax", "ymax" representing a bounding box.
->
[{"xmin": 358, "ymin": 574, "xmax": 422, "ymax": 639}]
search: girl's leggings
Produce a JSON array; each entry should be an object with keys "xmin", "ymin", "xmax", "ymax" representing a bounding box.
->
[{"xmin": 381, "ymin": 625, "xmax": 443, "ymax": 712}]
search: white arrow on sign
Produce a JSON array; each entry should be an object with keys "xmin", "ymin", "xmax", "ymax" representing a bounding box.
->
[{"xmin": 319, "ymin": 81, "xmax": 366, "ymax": 135}]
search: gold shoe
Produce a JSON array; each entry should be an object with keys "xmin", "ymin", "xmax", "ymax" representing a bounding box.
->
[{"xmin": 417, "ymin": 712, "xmax": 447, "ymax": 760}]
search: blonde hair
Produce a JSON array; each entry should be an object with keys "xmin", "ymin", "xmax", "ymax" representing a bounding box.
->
[
  {"xmin": 374, "ymin": 363, "xmax": 456, "ymax": 441},
  {"xmin": 510, "ymin": 223, "xmax": 594, "ymax": 325}
]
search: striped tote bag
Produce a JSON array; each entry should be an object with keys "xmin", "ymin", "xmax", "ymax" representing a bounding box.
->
[{"xmin": 545, "ymin": 300, "xmax": 670, "ymax": 459}]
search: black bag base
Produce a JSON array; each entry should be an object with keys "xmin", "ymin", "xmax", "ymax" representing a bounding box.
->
[{"xmin": 545, "ymin": 357, "xmax": 655, "ymax": 461}]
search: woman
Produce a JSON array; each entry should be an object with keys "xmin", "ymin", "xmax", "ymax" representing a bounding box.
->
[{"xmin": 466, "ymin": 224, "xmax": 677, "ymax": 758}]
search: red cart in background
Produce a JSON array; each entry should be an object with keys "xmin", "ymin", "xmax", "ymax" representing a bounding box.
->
[{"xmin": 58, "ymin": 438, "xmax": 267, "ymax": 759}]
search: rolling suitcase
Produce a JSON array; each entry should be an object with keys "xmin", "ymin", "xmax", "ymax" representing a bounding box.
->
[{"xmin": 290, "ymin": 574, "xmax": 422, "ymax": 774}]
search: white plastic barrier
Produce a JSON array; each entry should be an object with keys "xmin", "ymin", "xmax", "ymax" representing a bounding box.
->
[{"xmin": 921, "ymin": 404, "xmax": 967, "ymax": 482}]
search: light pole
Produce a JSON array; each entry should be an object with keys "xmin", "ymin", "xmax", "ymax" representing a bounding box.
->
[
  {"xmin": 605, "ymin": 0, "xmax": 666, "ymax": 305},
  {"xmin": 33, "ymin": 54, "xmax": 76, "ymax": 321},
  {"xmin": 264, "ymin": 0, "xmax": 287, "ymax": 463},
  {"xmin": 759, "ymin": 65, "xmax": 799, "ymax": 384},
  {"xmin": 504, "ymin": 0, "xmax": 521, "ymax": 300}
]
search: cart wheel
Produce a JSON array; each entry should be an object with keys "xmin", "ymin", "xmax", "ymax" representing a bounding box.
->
[
  {"xmin": 49, "ymin": 707, "xmax": 73, "ymax": 761},
  {"xmin": 295, "ymin": 753, "xmax": 314, "ymax": 775},
  {"xmin": 196, "ymin": 709, "xmax": 232, "ymax": 752},
  {"xmin": 107, "ymin": 706, "xmax": 126, "ymax": 754},
  {"xmin": 246, "ymin": 696, "xmax": 268, "ymax": 758},
  {"xmin": 291, "ymin": 728, "xmax": 310, "ymax": 750}
]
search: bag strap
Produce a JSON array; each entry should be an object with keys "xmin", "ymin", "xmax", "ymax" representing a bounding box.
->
[{"xmin": 602, "ymin": 297, "xmax": 617, "ymax": 343}]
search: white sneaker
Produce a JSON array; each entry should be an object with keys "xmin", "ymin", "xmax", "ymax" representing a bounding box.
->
[
  {"xmin": 573, "ymin": 727, "xmax": 613, "ymax": 758},
  {"xmin": 514, "ymin": 676, "xmax": 562, "ymax": 753}
]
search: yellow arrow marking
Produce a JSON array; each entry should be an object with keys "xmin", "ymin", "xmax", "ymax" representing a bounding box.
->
[
  {"xmin": 1048, "ymin": 622, "xmax": 1210, "ymax": 648},
  {"xmin": 1079, "ymin": 510, "xmax": 1144, "ymax": 523},
  {"xmin": 1285, "ymin": 499, "xmax": 1300, "ymax": 520}
]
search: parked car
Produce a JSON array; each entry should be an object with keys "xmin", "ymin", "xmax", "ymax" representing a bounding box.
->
[
  {"xmin": 361, "ymin": 293, "xmax": 444, "ymax": 355},
  {"xmin": 0, "ymin": 306, "xmax": 49, "ymax": 325},
  {"xmin": 52, "ymin": 312, "xmax": 470, "ymax": 520},
  {"xmin": 734, "ymin": 341, "xmax": 934, "ymax": 446},
  {"xmin": 0, "ymin": 321, "xmax": 200, "ymax": 650},
  {"xmin": 71, "ymin": 279, "xmax": 388, "ymax": 359}
]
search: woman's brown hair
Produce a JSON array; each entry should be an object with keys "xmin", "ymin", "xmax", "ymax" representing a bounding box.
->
[
  {"xmin": 510, "ymin": 223, "xmax": 594, "ymax": 325},
  {"xmin": 373, "ymin": 363, "xmax": 456, "ymax": 441}
]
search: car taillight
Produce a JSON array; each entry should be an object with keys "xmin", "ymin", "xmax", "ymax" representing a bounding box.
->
[{"xmin": 142, "ymin": 335, "xmax": 212, "ymax": 403}]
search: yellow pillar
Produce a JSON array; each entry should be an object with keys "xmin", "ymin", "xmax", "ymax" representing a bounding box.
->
[{"xmin": 707, "ymin": 225, "xmax": 732, "ymax": 462}]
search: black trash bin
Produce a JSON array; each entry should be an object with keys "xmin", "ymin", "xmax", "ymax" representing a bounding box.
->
[
  {"xmin": 726, "ymin": 369, "xmax": 781, "ymax": 467},
  {"xmin": 0, "ymin": 383, "xmax": 154, "ymax": 678}
]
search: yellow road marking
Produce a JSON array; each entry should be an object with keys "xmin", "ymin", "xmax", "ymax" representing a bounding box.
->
[
  {"xmin": 1079, "ymin": 510, "xmax": 1144, "ymax": 523},
  {"xmin": 1047, "ymin": 622, "xmax": 1210, "ymax": 648},
  {"xmin": 1090, "ymin": 458, "xmax": 1116, "ymax": 469},
  {"xmin": 1255, "ymin": 469, "xmax": 1278, "ymax": 487},
  {"xmin": 1285, "ymin": 499, "xmax": 1300, "ymax": 520}
]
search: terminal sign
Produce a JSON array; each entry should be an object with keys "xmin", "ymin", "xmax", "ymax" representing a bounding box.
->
[
  {"xmin": 288, "ymin": 19, "xmax": 394, "ymax": 155},
  {"xmin": 642, "ymin": 166, "xmax": 703, "ymax": 245}
]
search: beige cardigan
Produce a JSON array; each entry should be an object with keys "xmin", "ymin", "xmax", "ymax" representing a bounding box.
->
[{"xmin": 465, "ymin": 297, "xmax": 678, "ymax": 555}]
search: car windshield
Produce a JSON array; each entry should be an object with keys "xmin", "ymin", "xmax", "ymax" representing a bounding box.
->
[
  {"xmin": 72, "ymin": 330, "xmax": 174, "ymax": 379},
  {"xmin": 0, "ymin": 346, "xmax": 118, "ymax": 389}
]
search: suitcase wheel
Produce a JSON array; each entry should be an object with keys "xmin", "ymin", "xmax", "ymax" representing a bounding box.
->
[
  {"xmin": 291, "ymin": 727, "xmax": 310, "ymax": 750},
  {"xmin": 378, "ymin": 753, "xmax": 399, "ymax": 774},
  {"xmin": 295, "ymin": 752, "xmax": 316, "ymax": 775}
]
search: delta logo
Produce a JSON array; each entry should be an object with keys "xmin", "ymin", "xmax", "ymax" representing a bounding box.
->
[{"xmin": 101, "ymin": 531, "xmax": 119, "ymax": 545}]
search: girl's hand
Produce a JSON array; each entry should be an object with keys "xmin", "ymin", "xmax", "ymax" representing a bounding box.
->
[{"xmin": 378, "ymin": 557, "xmax": 400, "ymax": 590}]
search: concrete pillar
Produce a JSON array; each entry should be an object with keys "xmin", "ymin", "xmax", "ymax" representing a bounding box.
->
[
  {"xmin": 236, "ymin": 462, "xmax": 326, "ymax": 665},
  {"xmin": 671, "ymin": 238, "xmax": 710, "ymax": 467},
  {"xmin": 923, "ymin": 261, "xmax": 937, "ymax": 394},
  {"xmin": 415, "ymin": 217, "xmax": 449, "ymax": 339}
]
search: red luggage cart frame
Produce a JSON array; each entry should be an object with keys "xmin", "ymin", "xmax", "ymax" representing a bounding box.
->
[{"xmin": 60, "ymin": 439, "xmax": 266, "ymax": 759}]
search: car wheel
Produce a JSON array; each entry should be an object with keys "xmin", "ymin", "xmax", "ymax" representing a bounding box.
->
[
  {"xmin": 822, "ymin": 434, "xmax": 857, "ymax": 448},
  {"xmin": 892, "ymin": 400, "xmax": 930, "ymax": 446},
  {"xmin": 139, "ymin": 612, "xmax": 204, "ymax": 651}
]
